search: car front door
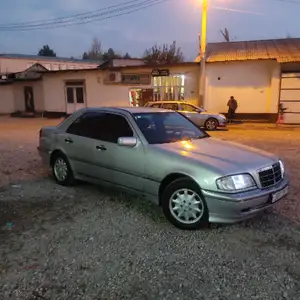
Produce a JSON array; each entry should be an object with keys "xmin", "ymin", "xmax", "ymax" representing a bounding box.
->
[
  {"xmin": 179, "ymin": 103, "xmax": 205, "ymax": 127},
  {"xmin": 96, "ymin": 112, "xmax": 146, "ymax": 192}
]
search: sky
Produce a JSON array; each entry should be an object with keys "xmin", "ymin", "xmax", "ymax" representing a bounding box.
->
[{"xmin": 0, "ymin": 0, "xmax": 299, "ymax": 61}]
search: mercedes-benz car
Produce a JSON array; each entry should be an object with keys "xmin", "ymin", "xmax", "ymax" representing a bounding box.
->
[
  {"xmin": 38, "ymin": 107, "xmax": 289, "ymax": 230},
  {"xmin": 145, "ymin": 100, "xmax": 227, "ymax": 130}
]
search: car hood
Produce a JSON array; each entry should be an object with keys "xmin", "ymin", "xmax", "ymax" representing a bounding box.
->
[{"xmin": 152, "ymin": 137, "xmax": 277, "ymax": 174}]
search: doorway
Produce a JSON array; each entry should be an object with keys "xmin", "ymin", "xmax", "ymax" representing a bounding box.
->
[
  {"xmin": 65, "ymin": 81, "xmax": 86, "ymax": 114},
  {"xmin": 24, "ymin": 86, "xmax": 35, "ymax": 112},
  {"xmin": 129, "ymin": 88, "xmax": 153, "ymax": 107}
]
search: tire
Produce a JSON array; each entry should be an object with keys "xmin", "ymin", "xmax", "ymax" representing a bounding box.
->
[
  {"xmin": 51, "ymin": 152, "xmax": 75, "ymax": 186},
  {"xmin": 204, "ymin": 118, "xmax": 218, "ymax": 131},
  {"xmin": 161, "ymin": 178, "xmax": 209, "ymax": 230}
]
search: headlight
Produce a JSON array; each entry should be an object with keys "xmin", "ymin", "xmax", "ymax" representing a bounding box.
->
[
  {"xmin": 216, "ymin": 174, "xmax": 256, "ymax": 191},
  {"xmin": 218, "ymin": 114, "xmax": 226, "ymax": 120},
  {"xmin": 279, "ymin": 160, "xmax": 285, "ymax": 177}
]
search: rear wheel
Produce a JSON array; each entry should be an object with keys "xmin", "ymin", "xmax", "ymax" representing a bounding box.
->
[
  {"xmin": 205, "ymin": 118, "xmax": 218, "ymax": 131},
  {"xmin": 161, "ymin": 178, "xmax": 209, "ymax": 230},
  {"xmin": 51, "ymin": 153, "xmax": 75, "ymax": 186}
]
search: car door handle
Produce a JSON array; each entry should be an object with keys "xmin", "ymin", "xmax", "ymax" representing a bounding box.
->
[
  {"xmin": 65, "ymin": 138, "xmax": 73, "ymax": 144},
  {"xmin": 96, "ymin": 145, "xmax": 106, "ymax": 151}
]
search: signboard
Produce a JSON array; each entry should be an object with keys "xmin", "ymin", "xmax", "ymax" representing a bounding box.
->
[
  {"xmin": 151, "ymin": 69, "xmax": 170, "ymax": 77},
  {"xmin": 121, "ymin": 74, "xmax": 150, "ymax": 85}
]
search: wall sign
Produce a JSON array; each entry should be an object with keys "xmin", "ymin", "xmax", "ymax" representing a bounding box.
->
[
  {"xmin": 151, "ymin": 69, "xmax": 170, "ymax": 77},
  {"xmin": 121, "ymin": 74, "xmax": 150, "ymax": 84}
]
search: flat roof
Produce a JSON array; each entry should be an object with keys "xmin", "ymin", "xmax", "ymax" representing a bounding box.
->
[
  {"xmin": 41, "ymin": 61, "xmax": 199, "ymax": 75},
  {"xmin": 0, "ymin": 53, "xmax": 100, "ymax": 64}
]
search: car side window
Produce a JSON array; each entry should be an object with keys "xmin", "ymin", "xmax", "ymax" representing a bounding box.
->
[
  {"xmin": 66, "ymin": 112, "xmax": 103, "ymax": 139},
  {"xmin": 162, "ymin": 103, "xmax": 178, "ymax": 110},
  {"xmin": 99, "ymin": 113, "xmax": 134, "ymax": 143},
  {"xmin": 150, "ymin": 103, "xmax": 162, "ymax": 108},
  {"xmin": 67, "ymin": 112, "xmax": 134, "ymax": 143},
  {"xmin": 180, "ymin": 103, "xmax": 197, "ymax": 112}
]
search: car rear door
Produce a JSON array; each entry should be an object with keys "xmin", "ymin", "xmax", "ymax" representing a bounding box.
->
[{"xmin": 58, "ymin": 112, "xmax": 114, "ymax": 183}]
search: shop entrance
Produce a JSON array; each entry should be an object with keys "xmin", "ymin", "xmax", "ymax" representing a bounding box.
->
[{"xmin": 129, "ymin": 88, "xmax": 153, "ymax": 107}]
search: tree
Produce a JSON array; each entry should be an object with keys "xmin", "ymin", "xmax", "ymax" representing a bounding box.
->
[
  {"xmin": 85, "ymin": 37, "xmax": 102, "ymax": 60},
  {"xmin": 123, "ymin": 52, "xmax": 131, "ymax": 59},
  {"xmin": 102, "ymin": 48, "xmax": 122, "ymax": 61},
  {"xmin": 143, "ymin": 41, "xmax": 184, "ymax": 65},
  {"xmin": 220, "ymin": 28, "xmax": 230, "ymax": 42},
  {"xmin": 82, "ymin": 52, "xmax": 89, "ymax": 59},
  {"xmin": 38, "ymin": 45, "xmax": 56, "ymax": 57}
]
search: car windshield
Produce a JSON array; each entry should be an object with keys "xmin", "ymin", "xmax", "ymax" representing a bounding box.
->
[{"xmin": 133, "ymin": 112, "xmax": 209, "ymax": 144}]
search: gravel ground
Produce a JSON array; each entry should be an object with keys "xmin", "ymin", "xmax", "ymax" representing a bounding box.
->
[{"xmin": 0, "ymin": 117, "xmax": 300, "ymax": 300}]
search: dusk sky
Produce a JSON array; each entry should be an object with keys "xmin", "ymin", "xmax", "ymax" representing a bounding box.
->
[{"xmin": 0, "ymin": 0, "xmax": 299, "ymax": 61}]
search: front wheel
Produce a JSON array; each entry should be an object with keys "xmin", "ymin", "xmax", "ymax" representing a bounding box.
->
[
  {"xmin": 204, "ymin": 118, "xmax": 218, "ymax": 131},
  {"xmin": 161, "ymin": 178, "xmax": 209, "ymax": 230}
]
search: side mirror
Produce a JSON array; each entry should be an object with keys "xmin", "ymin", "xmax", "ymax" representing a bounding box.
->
[{"xmin": 117, "ymin": 137, "xmax": 137, "ymax": 147}]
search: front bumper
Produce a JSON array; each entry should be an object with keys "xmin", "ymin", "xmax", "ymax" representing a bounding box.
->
[
  {"xmin": 218, "ymin": 119, "xmax": 227, "ymax": 127},
  {"xmin": 202, "ymin": 177, "xmax": 289, "ymax": 224}
]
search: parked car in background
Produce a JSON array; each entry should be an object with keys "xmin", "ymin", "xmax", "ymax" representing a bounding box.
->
[
  {"xmin": 145, "ymin": 101, "xmax": 227, "ymax": 131},
  {"xmin": 38, "ymin": 107, "xmax": 289, "ymax": 230}
]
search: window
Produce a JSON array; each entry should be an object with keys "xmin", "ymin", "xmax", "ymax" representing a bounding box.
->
[
  {"xmin": 65, "ymin": 81, "xmax": 85, "ymax": 104},
  {"xmin": 150, "ymin": 103, "xmax": 162, "ymax": 108},
  {"xmin": 153, "ymin": 75, "xmax": 185, "ymax": 101},
  {"xmin": 162, "ymin": 103, "xmax": 178, "ymax": 110},
  {"xmin": 76, "ymin": 87, "xmax": 84, "ymax": 104},
  {"xmin": 66, "ymin": 87, "xmax": 74, "ymax": 103},
  {"xmin": 67, "ymin": 112, "xmax": 133, "ymax": 143},
  {"xmin": 100, "ymin": 114, "xmax": 134, "ymax": 143},
  {"xmin": 180, "ymin": 103, "xmax": 197, "ymax": 112},
  {"xmin": 67, "ymin": 112, "xmax": 103, "ymax": 138},
  {"xmin": 133, "ymin": 112, "xmax": 208, "ymax": 145}
]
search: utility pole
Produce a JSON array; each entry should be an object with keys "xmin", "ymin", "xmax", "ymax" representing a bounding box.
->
[{"xmin": 198, "ymin": 0, "xmax": 207, "ymax": 108}]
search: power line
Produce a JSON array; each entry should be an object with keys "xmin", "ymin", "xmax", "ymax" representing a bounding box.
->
[
  {"xmin": 0, "ymin": 0, "xmax": 166, "ymax": 30},
  {"xmin": 0, "ymin": 0, "xmax": 142, "ymax": 28}
]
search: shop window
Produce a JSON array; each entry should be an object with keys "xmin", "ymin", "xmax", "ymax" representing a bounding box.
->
[{"xmin": 153, "ymin": 75, "xmax": 185, "ymax": 101}]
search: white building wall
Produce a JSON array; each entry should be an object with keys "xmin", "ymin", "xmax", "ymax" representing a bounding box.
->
[
  {"xmin": 13, "ymin": 81, "xmax": 45, "ymax": 112},
  {"xmin": 42, "ymin": 70, "xmax": 134, "ymax": 112},
  {"xmin": 0, "ymin": 85, "xmax": 15, "ymax": 113},
  {"xmin": 204, "ymin": 60, "xmax": 280, "ymax": 114},
  {"xmin": 42, "ymin": 64, "xmax": 199, "ymax": 112}
]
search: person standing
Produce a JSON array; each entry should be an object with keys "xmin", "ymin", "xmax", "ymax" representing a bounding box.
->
[{"xmin": 227, "ymin": 96, "xmax": 238, "ymax": 123}]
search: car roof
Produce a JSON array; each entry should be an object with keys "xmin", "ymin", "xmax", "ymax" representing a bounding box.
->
[{"xmin": 80, "ymin": 106, "xmax": 170, "ymax": 114}]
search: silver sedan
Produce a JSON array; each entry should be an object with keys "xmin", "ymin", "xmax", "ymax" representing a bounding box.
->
[
  {"xmin": 38, "ymin": 107, "xmax": 289, "ymax": 230},
  {"xmin": 145, "ymin": 101, "xmax": 227, "ymax": 130}
]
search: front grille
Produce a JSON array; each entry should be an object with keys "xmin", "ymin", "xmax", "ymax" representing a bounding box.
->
[{"xmin": 258, "ymin": 162, "xmax": 282, "ymax": 188}]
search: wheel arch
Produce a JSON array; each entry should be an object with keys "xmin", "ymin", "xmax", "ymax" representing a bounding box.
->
[
  {"xmin": 158, "ymin": 173, "xmax": 200, "ymax": 206},
  {"xmin": 50, "ymin": 149, "xmax": 68, "ymax": 167}
]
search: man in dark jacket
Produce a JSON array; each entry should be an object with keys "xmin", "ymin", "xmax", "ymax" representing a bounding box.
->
[{"xmin": 227, "ymin": 96, "xmax": 238, "ymax": 123}]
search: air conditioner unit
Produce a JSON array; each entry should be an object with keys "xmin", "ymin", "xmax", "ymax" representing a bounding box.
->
[{"xmin": 104, "ymin": 72, "xmax": 122, "ymax": 84}]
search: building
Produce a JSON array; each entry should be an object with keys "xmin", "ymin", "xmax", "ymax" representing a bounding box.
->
[
  {"xmin": 0, "ymin": 53, "xmax": 99, "ymax": 73},
  {"xmin": 197, "ymin": 38, "xmax": 300, "ymax": 123},
  {"xmin": 0, "ymin": 61, "xmax": 199, "ymax": 116},
  {"xmin": 2, "ymin": 38, "xmax": 300, "ymax": 124}
]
